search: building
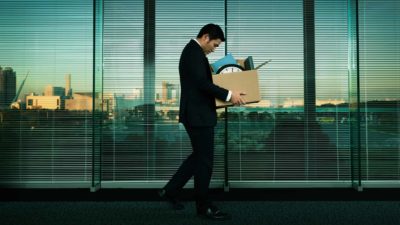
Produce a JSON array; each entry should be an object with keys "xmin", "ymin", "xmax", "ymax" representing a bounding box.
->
[
  {"xmin": 65, "ymin": 74, "xmax": 72, "ymax": 98},
  {"xmin": 44, "ymin": 85, "xmax": 65, "ymax": 97},
  {"xmin": 282, "ymin": 98, "xmax": 304, "ymax": 108},
  {"xmin": 102, "ymin": 92, "xmax": 116, "ymax": 119},
  {"xmin": 161, "ymin": 81, "xmax": 177, "ymax": 104},
  {"xmin": 26, "ymin": 94, "xmax": 61, "ymax": 110},
  {"xmin": 0, "ymin": 66, "xmax": 16, "ymax": 109},
  {"xmin": 65, "ymin": 92, "xmax": 93, "ymax": 111}
]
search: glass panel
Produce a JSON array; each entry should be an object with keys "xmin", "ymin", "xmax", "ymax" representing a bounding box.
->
[
  {"xmin": 155, "ymin": 0, "xmax": 225, "ymax": 184},
  {"xmin": 0, "ymin": 0, "xmax": 93, "ymax": 187},
  {"xmin": 101, "ymin": 0, "xmax": 145, "ymax": 181},
  {"xmin": 315, "ymin": 0, "xmax": 351, "ymax": 181},
  {"xmin": 359, "ymin": 0, "xmax": 400, "ymax": 184},
  {"xmin": 226, "ymin": 0, "xmax": 305, "ymax": 182}
]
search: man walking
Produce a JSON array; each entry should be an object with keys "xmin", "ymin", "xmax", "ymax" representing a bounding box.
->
[{"xmin": 159, "ymin": 23, "xmax": 245, "ymax": 221}]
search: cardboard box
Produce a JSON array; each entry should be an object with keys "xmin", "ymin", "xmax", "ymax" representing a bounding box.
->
[{"xmin": 212, "ymin": 60, "xmax": 260, "ymax": 107}]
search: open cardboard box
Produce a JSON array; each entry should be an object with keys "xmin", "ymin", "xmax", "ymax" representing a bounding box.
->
[{"xmin": 212, "ymin": 59, "xmax": 261, "ymax": 108}]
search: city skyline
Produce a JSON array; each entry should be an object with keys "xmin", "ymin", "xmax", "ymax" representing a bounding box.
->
[{"xmin": 1, "ymin": 65, "xmax": 399, "ymax": 111}]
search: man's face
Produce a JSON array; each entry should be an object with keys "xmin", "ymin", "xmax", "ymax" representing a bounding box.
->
[{"xmin": 203, "ymin": 36, "xmax": 222, "ymax": 55}]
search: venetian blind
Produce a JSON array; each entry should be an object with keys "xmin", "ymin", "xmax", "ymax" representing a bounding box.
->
[
  {"xmin": 226, "ymin": 0, "xmax": 308, "ymax": 183},
  {"xmin": 154, "ymin": 0, "xmax": 226, "ymax": 185},
  {"xmin": 0, "ymin": 0, "xmax": 93, "ymax": 187},
  {"xmin": 359, "ymin": 0, "xmax": 400, "ymax": 183},
  {"xmin": 314, "ymin": 0, "xmax": 351, "ymax": 181},
  {"xmin": 101, "ymin": 0, "xmax": 145, "ymax": 182}
]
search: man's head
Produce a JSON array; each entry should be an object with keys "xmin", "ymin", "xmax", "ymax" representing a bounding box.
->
[{"xmin": 196, "ymin": 23, "xmax": 225, "ymax": 55}]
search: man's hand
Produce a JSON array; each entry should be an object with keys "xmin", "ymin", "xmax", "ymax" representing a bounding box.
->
[{"xmin": 230, "ymin": 91, "xmax": 246, "ymax": 106}]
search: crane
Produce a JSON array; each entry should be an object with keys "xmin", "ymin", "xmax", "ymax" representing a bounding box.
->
[{"xmin": 10, "ymin": 71, "xmax": 29, "ymax": 109}]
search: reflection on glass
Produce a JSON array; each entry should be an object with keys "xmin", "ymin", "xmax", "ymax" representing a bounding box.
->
[
  {"xmin": 0, "ymin": 0, "xmax": 93, "ymax": 185},
  {"xmin": 0, "ymin": 0, "xmax": 398, "ymax": 188}
]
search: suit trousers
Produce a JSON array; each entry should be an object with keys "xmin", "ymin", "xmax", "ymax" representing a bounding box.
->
[{"xmin": 164, "ymin": 124, "xmax": 214, "ymax": 208}]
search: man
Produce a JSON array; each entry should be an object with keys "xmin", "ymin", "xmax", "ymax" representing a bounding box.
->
[{"xmin": 158, "ymin": 23, "xmax": 245, "ymax": 221}]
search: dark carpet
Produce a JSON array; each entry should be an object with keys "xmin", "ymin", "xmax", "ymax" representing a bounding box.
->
[
  {"xmin": 1, "ymin": 189, "xmax": 400, "ymax": 225},
  {"xmin": 1, "ymin": 200, "xmax": 399, "ymax": 225}
]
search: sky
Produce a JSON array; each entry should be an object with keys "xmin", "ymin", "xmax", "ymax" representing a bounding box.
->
[
  {"xmin": 0, "ymin": 0, "xmax": 398, "ymax": 104},
  {"xmin": 0, "ymin": 0, "xmax": 93, "ymax": 95}
]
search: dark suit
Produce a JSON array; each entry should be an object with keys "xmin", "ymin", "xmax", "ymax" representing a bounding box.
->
[{"xmin": 163, "ymin": 39, "xmax": 228, "ymax": 210}]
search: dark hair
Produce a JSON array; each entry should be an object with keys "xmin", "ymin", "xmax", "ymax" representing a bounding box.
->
[{"xmin": 197, "ymin": 23, "xmax": 225, "ymax": 42}]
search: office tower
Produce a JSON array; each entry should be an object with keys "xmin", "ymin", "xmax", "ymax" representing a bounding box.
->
[
  {"xmin": 65, "ymin": 74, "xmax": 72, "ymax": 97},
  {"xmin": 161, "ymin": 81, "xmax": 168, "ymax": 103},
  {"xmin": 45, "ymin": 85, "xmax": 65, "ymax": 97},
  {"xmin": 44, "ymin": 85, "xmax": 53, "ymax": 96},
  {"xmin": 0, "ymin": 66, "xmax": 17, "ymax": 108},
  {"xmin": 161, "ymin": 81, "xmax": 176, "ymax": 104}
]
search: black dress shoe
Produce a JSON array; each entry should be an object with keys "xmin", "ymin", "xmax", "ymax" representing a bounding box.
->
[
  {"xmin": 197, "ymin": 205, "xmax": 231, "ymax": 221},
  {"xmin": 158, "ymin": 189, "xmax": 184, "ymax": 210}
]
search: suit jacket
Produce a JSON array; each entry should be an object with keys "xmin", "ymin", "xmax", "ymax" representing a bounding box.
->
[{"xmin": 178, "ymin": 40, "xmax": 228, "ymax": 127}]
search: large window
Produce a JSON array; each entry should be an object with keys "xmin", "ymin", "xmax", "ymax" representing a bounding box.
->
[
  {"xmin": 0, "ymin": 0, "xmax": 93, "ymax": 186},
  {"xmin": 226, "ymin": 0, "xmax": 306, "ymax": 183},
  {"xmin": 0, "ymin": 0, "xmax": 398, "ymax": 189},
  {"xmin": 101, "ymin": 0, "xmax": 145, "ymax": 183},
  {"xmin": 314, "ymin": 0, "xmax": 351, "ymax": 181},
  {"xmin": 154, "ymin": 0, "xmax": 226, "ymax": 185},
  {"xmin": 358, "ymin": 0, "xmax": 400, "ymax": 183}
]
